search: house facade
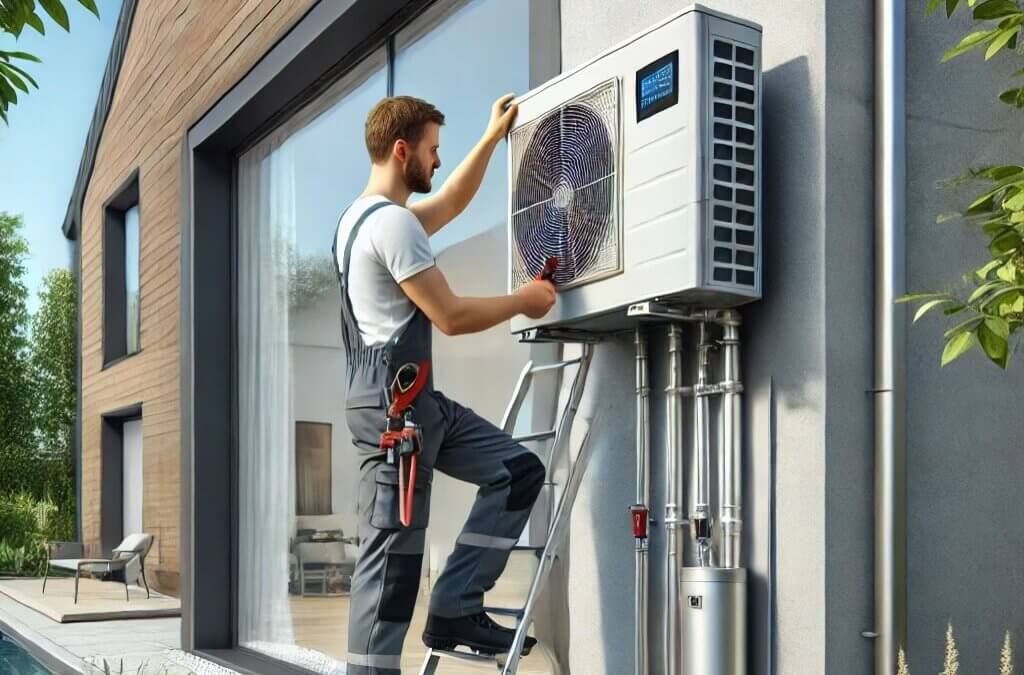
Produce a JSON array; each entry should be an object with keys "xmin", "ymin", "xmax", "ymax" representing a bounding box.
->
[{"xmin": 62, "ymin": 1, "xmax": 1023, "ymax": 674}]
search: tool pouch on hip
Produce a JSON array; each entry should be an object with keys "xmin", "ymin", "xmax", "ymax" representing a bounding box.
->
[{"xmin": 370, "ymin": 463, "xmax": 430, "ymax": 530}]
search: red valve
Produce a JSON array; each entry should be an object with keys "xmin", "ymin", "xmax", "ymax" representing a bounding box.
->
[
  {"xmin": 630, "ymin": 504, "xmax": 649, "ymax": 539},
  {"xmin": 536, "ymin": 256, "xmax": 559, "ymax": 283}
]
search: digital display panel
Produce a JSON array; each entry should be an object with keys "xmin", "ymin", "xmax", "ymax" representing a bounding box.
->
[{"xmin": 636, "ymin": 51, "xmax": 679, "ymax": 122}]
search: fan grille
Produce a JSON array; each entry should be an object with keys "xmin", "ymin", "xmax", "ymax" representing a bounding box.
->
[{"xmin": 510, "ymin": 80, "xmax": 620, "ymax": 291}]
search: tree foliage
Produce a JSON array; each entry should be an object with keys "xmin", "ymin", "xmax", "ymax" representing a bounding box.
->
[
  {"xmin": 0, "ymin": 0, "xmax": 100, "ymax": 123},
  {"xmin": 900, "ymin": 0, "xmax": 1024, "ymax": 368},
  {"xmin": 0, "ymin": 211, "xmax": 36, "ymax": 495}
]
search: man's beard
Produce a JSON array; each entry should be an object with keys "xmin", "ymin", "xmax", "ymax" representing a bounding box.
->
[{"xmin": 403, "ymin": 155, "xmax": 433, "ymax": 193}]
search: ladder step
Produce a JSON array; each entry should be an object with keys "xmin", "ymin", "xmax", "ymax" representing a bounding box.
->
[
  {"xmin": 511, "ymin": 544, "xmax": 545, "ymax": 552},
  {"xmin": 483, "ymin": 605, "xmax": 525, "ymax": 618},
  {"xmin": 428, "ymin": 648, "xmax": 499, "ymax": 664},
  {"xmin": 513, "ymin": 429, "xmax": 556, "ymax": 443},
  {"xmin": 529, "ymin": 357, "xmax": 582, "ymax": 374}
]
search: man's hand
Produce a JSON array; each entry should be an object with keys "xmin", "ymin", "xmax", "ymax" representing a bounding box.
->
[
  {"xmin": 409, "ymin": 93, "xmax": 520, "ymax": 236},
  {"xmin": 515, "ymin": 280, "xmax": 556, "ymax": 319},
  {"xmin": 485, "ymin": 93, "xmax": 519, "ymax": 144}
]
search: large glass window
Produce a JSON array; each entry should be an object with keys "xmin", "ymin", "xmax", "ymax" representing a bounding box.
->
[{"xmin": 235, "ymin": 2, "xmax": 539, "ymax": 671}]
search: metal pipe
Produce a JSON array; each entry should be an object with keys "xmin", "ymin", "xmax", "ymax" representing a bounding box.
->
[
  {"xmin": 719, "ymin": 312, "xmax": 743, "ymax": 569},
  {"xmin": 665, "ymin": 325, "xmax": 684, "ymax": 675},
  {"xmin": 633, "ymin": 328, "xmax": 650, "ymax": 675},
  {"xmin": 691, "ymin": 322, "xmax": 713, "ymax": 567},
  {"xmin": 874, "ymin": 0, "xmax": 907, "ymax": 672}
]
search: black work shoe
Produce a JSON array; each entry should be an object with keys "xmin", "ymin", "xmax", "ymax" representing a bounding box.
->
[{"xmin": 422, "ymin": 612, "xmax": 537, "ymax": 656}]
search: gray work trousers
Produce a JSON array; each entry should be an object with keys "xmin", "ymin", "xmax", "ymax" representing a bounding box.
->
[{"xmin": 345, "ymin": 389, "xmax": 546, "ymax": 675}]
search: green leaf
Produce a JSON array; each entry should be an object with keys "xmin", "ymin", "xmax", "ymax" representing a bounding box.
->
[
  {"xmin": 2, "ymin": 51, "xmax": 42, "ymax": 64},
  {"xmin": 977, "ymin": 320, "xmax": 1009, "ymax": 367},
  {"xmin": 0, "ymin": 77, "xmax": 18, "ymax": 105},
  {"xmin": 944, "ymin": 303, "xmax": 968, "ymax": 315},
  {"xmin": 0, "ymin": 62, "xmax": 38, "ymax": 89},
  {"xmin": 979, "ymin": 164, "xmax": 1024, "ymax": 180},
  {"xmin": 944, "ymin": 315, "xmax": 984, "ymax": 339},
  {"xmin": 985, "ymin": 26, "xmax": 1020, "ymax": 58},
  {"xmin": 985, "ymin": 316, "xmax": 1010, "ymax": 338},
  {"xmin": 914, "ymin": 298, "xmax": 953, "ymax": 322},
  {"xmin": 77, "ymin": 0, "xmax": 99, "ymax": 17},
  {"xmin": 936, "ymin": 211, "xmax": 962, "ymax": 224},
  {"xmin": 895, "ymin": 292, "xmax": 955, "ymax": 304},
  {"xmin": 1004, "ymin": 189, "xmax": 1024, "ymax": 210},
  {"xmin": 0, "ymin": 67, "xmax": 28, "ymax": 94},
  {"xmin": 996, "ymin": 261, "xmax": 1018, "ymax": 282},
  {"xmin": 25, "ymin": 13, "xmax": 45, "ymax": 35},
  {"xmin": 942, "ymin": 330, "xmax": 976, "ymax": 366},
  {"xmin": 38, "ymin": 0, "xmax": 70, "ymax": 31},
  {"xmin": 974, "ymin": 0, "xmax": 1021, "ymax": 20},
  {"xmin": 928, "ymin": 0, "xmax": 944, "ymax": 14},
  {"xmin": 1000, "ymin": 86, "xmax": 1024, "ymax": 108},
  {"xmin": 990, "ymin": 228, "xmax": 1023, "ymax": 255},
  {"xmin": 943, "ymin": 29, "xmax": 999, "ymax": 61},
  {"xmin": 984, "ymin": 286, "xmax": 1024, "ymax": 308},
  {"xmin": 948, "ymin": 0, "xmax": 963, "ymax": 16},
  {"xmin": 967, "ymin": 280, "xmax": 1006, "ymax": 303},
  {"xmin": 976, "ymin": 258, "xmax": 1004, "ymax": 278}
]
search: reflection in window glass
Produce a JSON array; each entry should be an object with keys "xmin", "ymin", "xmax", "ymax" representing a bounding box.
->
[
  {"xmin": 395, "ymin": 0, "xmax": 529, "ymax": 252},
  {"xmin": 125, "ymin": 205, "xmax": 140, "ymax": 354},
  {"xmin": 296, "ymin": 422, "xmax": 332, "ymax": 516},
  {"xmin": 236, "ymin": 53, "xmax": 385, "ymax": 670}
]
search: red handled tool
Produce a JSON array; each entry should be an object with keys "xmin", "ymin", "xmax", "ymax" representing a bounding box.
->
[
  {"xmin": 379, "ymin": 361, "xmax": 430, "ymax": 527},
  {"xmin": 536, "ymin": 256, "xmax": 559, "ymax": 283}
]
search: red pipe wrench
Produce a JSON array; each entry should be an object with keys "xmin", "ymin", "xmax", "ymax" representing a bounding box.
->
[{"xmin": 379, "ymin": 361, "xmax": 430, "ymax": 527}]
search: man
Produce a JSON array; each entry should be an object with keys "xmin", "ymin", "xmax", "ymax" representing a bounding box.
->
[{"xmin": 333, "ymin": 94, "xmax": 557, "ymax": 675}]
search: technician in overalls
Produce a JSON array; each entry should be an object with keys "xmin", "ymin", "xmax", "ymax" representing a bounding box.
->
[{"xmin": 333, "ymin": 94, "xmax": 557, "ymax": 674}]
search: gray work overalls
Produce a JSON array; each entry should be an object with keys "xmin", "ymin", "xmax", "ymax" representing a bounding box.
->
[{"xmin": 333, "ymin": 199, "xmax": 546, "ymax": 675}]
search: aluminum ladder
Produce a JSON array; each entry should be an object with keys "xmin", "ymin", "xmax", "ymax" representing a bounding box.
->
[{"xmin": 417, "ymin": 342, "xmax": 596, "ymax": 675}]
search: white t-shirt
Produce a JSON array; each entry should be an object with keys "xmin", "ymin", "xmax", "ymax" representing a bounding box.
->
[{"xmin": 334, "ymin": 196, "xmax": 435, "ymax": 345}]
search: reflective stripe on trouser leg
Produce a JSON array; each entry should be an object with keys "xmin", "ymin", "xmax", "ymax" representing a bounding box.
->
[
  {"xmin": 427, "ymin": 392, "xmax": 547, "ymax": 618},
  {"xmin": 347, "ymin": 461, "xmax": 428, "ymax": 675}
]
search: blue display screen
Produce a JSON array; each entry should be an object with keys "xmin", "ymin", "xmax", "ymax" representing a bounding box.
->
[
  {"xmin": 640, "ymin": 62, "xmax": 675, "ymax": 109},
  {"xmin": 636, "ymin": 51, "xmax": 679, "ymax": 121}
]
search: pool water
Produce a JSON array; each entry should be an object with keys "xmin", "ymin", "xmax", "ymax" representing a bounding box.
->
[{"xmin": 0, "ymin": 634, "xmax": 51, "ymax": 674}]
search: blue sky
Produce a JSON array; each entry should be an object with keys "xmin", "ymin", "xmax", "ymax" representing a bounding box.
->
[{"xmin": 0, "ymin": 0, "xmax": 122, "ymax": 316}]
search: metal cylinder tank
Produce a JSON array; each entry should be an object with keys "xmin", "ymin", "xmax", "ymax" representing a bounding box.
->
[{"xmin": 680, "ymin": 567, "xmax": 746, "ymax": 675}]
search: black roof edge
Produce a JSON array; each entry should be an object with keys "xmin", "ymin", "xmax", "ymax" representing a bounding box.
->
[{"xmin": 62, "ymin": 0, "xmax": 139, "ymax": 242}]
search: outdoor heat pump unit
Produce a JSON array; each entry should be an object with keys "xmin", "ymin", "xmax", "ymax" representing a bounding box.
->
[
  {"xmin": 504, "ymin": 6, "xmax": 763, "ymax": 675},
  {"xmin": 507, "ymin": 4, "xmax": 763, "ymax": 338}
]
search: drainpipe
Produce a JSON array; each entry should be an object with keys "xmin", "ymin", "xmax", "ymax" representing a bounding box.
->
[{"xmin": 872, "ymin": 0, "xmax": 907, "ymax": 672}]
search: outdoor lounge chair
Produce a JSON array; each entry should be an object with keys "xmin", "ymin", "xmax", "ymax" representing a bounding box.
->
[{"xmin": 42, "ymin": 533, "xmax": 154, "ymax": 604}]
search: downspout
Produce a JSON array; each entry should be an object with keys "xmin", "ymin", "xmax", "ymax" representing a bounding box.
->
[{"xmin": 873, "ymin": 0, "xmax": 907, "ymax": 672}]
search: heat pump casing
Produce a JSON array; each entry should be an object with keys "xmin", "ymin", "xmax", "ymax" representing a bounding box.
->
[{"xmin": 508, "ymin": 5, "xmax": 763, "ymax": 335}]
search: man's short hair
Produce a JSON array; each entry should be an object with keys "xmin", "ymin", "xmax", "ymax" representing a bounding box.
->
[{"xmin": 365, "ymin": 96, "xmax": 445, "ymax": 163}]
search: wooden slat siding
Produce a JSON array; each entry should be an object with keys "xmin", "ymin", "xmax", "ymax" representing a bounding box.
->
[{"xmin": 78, "ymin": 0, "xmax": 316, "ymax": 597}]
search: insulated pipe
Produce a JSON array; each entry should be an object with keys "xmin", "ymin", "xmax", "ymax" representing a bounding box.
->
[
  {"xmin": 719, "ymin": 312, "xmax": 743, "ymax": 569},
  {"xmin": 874, "ymin": 0, "xmax": 907, "ymax": 672},
  {"xmin": 633, "ymin": 328, "xmax": 650, "ymax": 675},
  {"xmin": 665, "ymin": 325, "xmax": 684, "ymax": 675},
  {"xmin": 691, "ymin": 322, "xmax": 713, "ymax": 567}
]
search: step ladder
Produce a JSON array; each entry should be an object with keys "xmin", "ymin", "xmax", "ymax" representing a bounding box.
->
[{"xmin": 417, "ymin": 342, "xmax": 596, "ymax": 675}]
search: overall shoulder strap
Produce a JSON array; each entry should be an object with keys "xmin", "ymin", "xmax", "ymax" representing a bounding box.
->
[{"xmin": 335, "ymin": 199, "xmax": 397, "ymax": 336}]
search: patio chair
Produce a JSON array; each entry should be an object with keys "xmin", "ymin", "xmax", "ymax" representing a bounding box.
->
[{"xmin": 42, "ymin": 533, "xmax": 154, "ymax": 604}]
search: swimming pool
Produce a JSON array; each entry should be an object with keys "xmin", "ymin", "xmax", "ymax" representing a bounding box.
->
[{"xmin": 0, "ymin": 632, "xmax": 52, "ymax": 674}]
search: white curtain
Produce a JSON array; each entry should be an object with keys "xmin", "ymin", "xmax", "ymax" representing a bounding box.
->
[{"xmin": 237, "ymin": 129, "xmax": 298, "ymax": 647}]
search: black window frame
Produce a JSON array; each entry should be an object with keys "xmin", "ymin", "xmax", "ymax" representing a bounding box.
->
[
  {"xmin": 102, "ymin": 169, "xmax": 142, "ymax": 367},
  {"xmin": 181, "ymin": 1, "xmax": 560, "ymax": 672},
  {"xmin": 100, "ymin": 402, "xmax": 143, "ymax": 557}
]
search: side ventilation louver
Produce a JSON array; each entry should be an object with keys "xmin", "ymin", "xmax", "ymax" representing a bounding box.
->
[{"xmin": 709, "ymin": 38, "xmax": 759, "ymax": 289}]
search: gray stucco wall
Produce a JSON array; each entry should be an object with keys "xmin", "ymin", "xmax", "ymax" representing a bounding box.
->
[{"xmin": 906, "ymin": 6, "xmax": 1024, "ymax": 674}]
